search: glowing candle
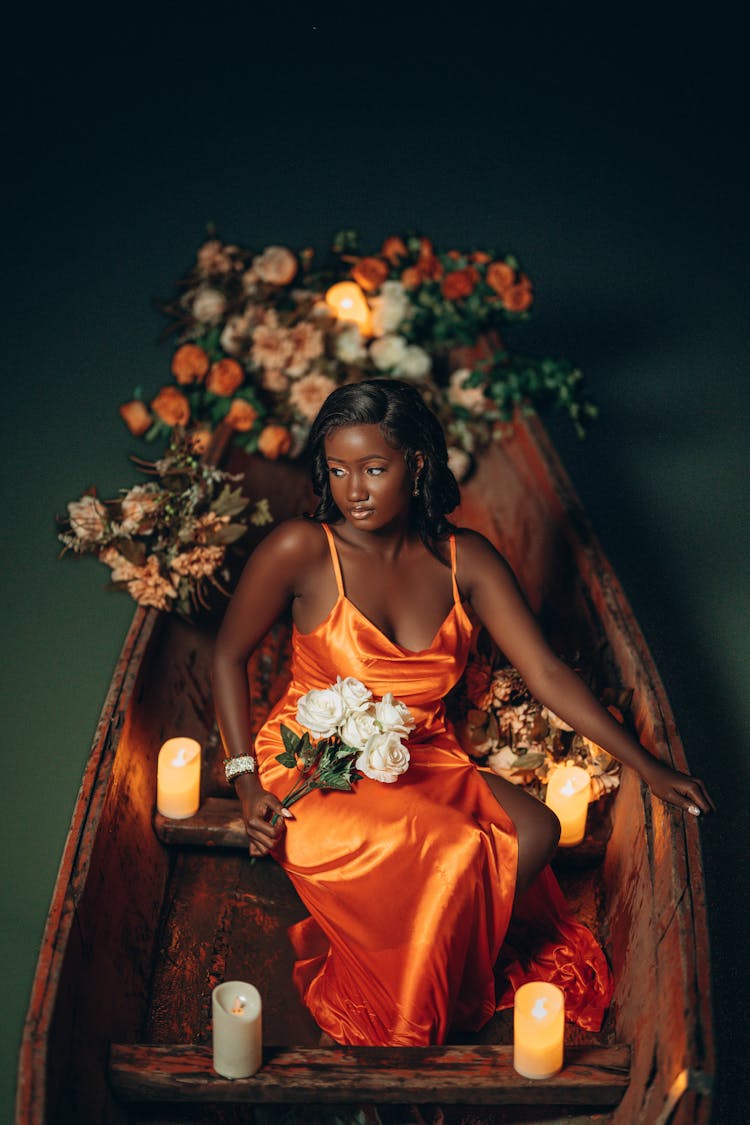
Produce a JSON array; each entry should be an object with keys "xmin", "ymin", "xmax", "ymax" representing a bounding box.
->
[
  {"xmin": 212, "ymin": 980, "xmax": 262, "ymax": 1079},
  {"xmin": 545, "ymin": 764, "xmax": 591, "ymax": 846},
  {"xmin": 325, "ymin": 281, "xmax": 372, "ymax": 335},
  {"xmin": 513, "ymin": 981, "xmax": 564, "ymax": 1079},
  {"xmin": 156, "ymin": 737, "xmax": 201, "ymax": 819}
]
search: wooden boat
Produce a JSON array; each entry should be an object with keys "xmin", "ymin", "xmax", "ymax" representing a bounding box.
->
[{"xmin": 16, "ymin": 414, "xmax": 713, "ymax": 1124}]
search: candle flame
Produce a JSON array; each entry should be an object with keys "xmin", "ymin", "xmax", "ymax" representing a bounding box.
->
[
  {"xmin": 531, "ymin": 997, "xmax": 549, "ymax": 1020},
  {"xmin": 231, "ymin": 995, "xmax": 246, "ymax": 1016},
  {"xmin": 172, "ymin": 746, "xmax": 195, "ymax": 768}
]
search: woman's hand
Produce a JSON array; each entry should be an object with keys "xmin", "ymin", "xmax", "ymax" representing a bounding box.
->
[
  {"xmin": 640, "ymin": 758, "xmax": 716, "ymax": 818},
  {"xmin": 234, "ymin": 773, "xmax": 292, "ymax": 858}
]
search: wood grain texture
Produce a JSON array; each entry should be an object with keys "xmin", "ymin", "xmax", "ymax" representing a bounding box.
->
[{"xmin": 109, "ymin": 1043, "xmax": 630, "ymax": 1106}]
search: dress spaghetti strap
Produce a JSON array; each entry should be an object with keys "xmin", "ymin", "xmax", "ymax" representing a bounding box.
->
[
  {"xmin": 320, "ymin": 523, "xmax": 345, "ymax": 598},
  {"xmin": 449, "ymin": 534, "xmax": 462, "ymax": 608}
]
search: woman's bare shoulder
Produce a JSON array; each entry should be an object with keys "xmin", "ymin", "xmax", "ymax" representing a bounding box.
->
[
  {"xmin": 251, "ymin": 517, "xmax": 329, "ymax": 565},
  {"xmin": 452, "ymin": 527, "xmax": 515, "ymax": 589}
]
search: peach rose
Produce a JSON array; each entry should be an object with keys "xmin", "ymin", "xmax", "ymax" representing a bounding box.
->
[
  {"xmin": 380, "ymin": 236, "xmax": 408, "ymax": 264},
  {"xmin": 289, "ymin": 372, "xmax": 337, "ymax": 421},
  {"xmin": 252, "ymin": 246, "xmax": 298, "ymax": 286},
  {"xmin": 171, "ymin": 343, "xmax": 210, "ymax": 385},
  {"xmin": 262, "ymin": 368, "xmax": 290, "ymax": 393},
  {"xmin": 206, "ymin": 358, "xmax": 244, "ymax": 396},
  {"xmin": 257, "ymin": 424, "xmax": 293, "ymax": 459},
  {"xmin": 196, "ymin": 239, "xmax": 236, "ymax": 276},
  {"xmin": 225, "ymin": 399, "xmax": 258, "ymax": 432},
  {"xmin": 119, "ymin": 399, "xmax": 152, "ymax": 436},
  {"xmin": 352, "ymin": 256, "xmax": 389, "ymax": 292},
  {"xmin": 151, "ymin": 386, "xmax": 190, "ymax": 427},
  {"xmin": 486, "ymin": 261, "xmax": 515, "ymax": 296},
  {"xmin": 126, "ymin": 555, "xmax": 178, "ymax": 611},
  {"xmin": 441, "ymin": 267, "xmax": 479, "ymax": 301},
  {"xmin": 68, "ymin": 494, "xmax": 109, "ymax": 541},
  {"xmin": 502, "ymin": 282, "xmax": 533, "ymax": 313}
]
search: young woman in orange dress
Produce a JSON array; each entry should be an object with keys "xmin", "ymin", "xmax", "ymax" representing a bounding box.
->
[{"xmin": 212, "ymin": 379, "xmax": 714, "ymax": 1047}]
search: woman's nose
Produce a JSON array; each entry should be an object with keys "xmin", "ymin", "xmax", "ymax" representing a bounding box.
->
[{"xmin": 347, "ymin": 473, "xmax": 368, "ymax": 501}]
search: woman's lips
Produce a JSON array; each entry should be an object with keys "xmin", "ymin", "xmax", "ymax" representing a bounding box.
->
[{"xmin": 349, "ymin": 507, "xmax": 373, "ymax": 520}]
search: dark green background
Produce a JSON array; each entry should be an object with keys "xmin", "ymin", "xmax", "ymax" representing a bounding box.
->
[{"xmin": 3, "ymin": 7, "xmax": 748, "ymax": 1121}]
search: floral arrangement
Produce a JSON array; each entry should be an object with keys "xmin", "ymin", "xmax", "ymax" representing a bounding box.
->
[
  {"xmin": 120, "ymin": 229, "xmax": 597, "ymax": 477},
  {"xmin": 455, "ymin": 652, "xmax": 624, "ymax": 802},
  {"xmin": 58, "ymin": 431, "xmax": 272, "ymax": 617},
  {"xmin": 273, "ymin": 676, "xmax": 414, "ymax": 820}
]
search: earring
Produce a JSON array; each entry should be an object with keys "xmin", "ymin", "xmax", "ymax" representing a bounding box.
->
[{"xmin": 412, "ymin": 476, "xmax": 421, "ymax": 498}]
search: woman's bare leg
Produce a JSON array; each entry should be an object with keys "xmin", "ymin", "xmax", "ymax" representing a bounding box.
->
[{"xmin": 479, "ymin": 769, "xmax": 560, "ymax": 894}]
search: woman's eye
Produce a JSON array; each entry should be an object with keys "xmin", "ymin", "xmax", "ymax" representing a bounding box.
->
[
  {"xmin": 366, "ymin": 467, "xmax": 384, "ymax": 476},
  {"xmin": 328, "ymin": 467, "xmax": 345, "ymax": 477}
]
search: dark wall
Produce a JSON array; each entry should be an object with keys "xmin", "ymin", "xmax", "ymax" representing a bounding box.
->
[{"xmin": 3, "ymin": 7, "xmax": 748, "ymax": 1121}]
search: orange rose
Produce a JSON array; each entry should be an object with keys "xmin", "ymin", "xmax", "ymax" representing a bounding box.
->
[
  {"xmin": 380, "ymin": 236, "xmax": 408, "ymax": 264},
  {"xmin": 400, "ymin": 266, "xmax": 424, "ymax": 290},
  {"xmin": 417, "ymin": 252, "xmax": 444, "ymax": 281},
  {"xmin": 171, "ymin": 343, "xmax": 210, "ymax": 385},
  {"xmin": 225, "ymin": 399, "xmax": 258, "ymax": 432},
  {"xmin": 351, "ymin": 256, "xmax": 389, "ymax": 292},
  {"xmin": 417, "ymin": 237, "xmax": 435, "ymax": 260},
  {"xmin": 471, "ymin": 250, "xmax": 492, "ymax": 264},
  {"xmin": 486, "ymin": 261, "xmax": 515, "ymax": 296},
  {"xmin": 151, "ymin": 386, "xmax": 190, "ymax": 427},
  {"xmin": 446, "ymin": 249, "xmax": 462, "ymax": 261},
  {"xmin": 257, "ymin": 423, "xmax": 293, "ymax": 459},
  {"xmin": 206, "ymin": 358, "xmax": 244, "ymax": 396},
  {"xmin": 441, "ymin": 267, "xmax": 479, "ymax": 301},
  {"xmin": 502, "ymin": 283, "xmax": 533, "ymax": 313},
  {"xmin": 119, "ymin": 399, "xmax": 152, "ymax": 436}
]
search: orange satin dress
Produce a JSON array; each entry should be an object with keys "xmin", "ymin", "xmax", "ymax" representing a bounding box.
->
[{"xmin": 253, "ymin": 523, "xmax": 613, "ymax": 1046}]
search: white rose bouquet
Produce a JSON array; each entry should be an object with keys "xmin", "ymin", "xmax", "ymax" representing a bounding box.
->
[{"xmin": 273, "ymin": 676, "xmax": 414, "ymax": 820}]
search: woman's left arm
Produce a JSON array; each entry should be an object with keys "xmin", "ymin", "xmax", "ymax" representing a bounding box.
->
[{"xmin": 459, "ymin": 531, "xmax": 716, "ymax": 816}]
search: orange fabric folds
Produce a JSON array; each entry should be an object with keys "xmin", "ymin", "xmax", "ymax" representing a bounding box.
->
[{"xmin": 252, "ymin": 524, "xmax": 613, "ymax": 1045}]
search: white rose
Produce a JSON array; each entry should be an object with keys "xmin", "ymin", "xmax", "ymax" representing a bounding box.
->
[
  {"xmin": 374, "ymin": 692, "xmax": 415, "ymax": 736},
  {"xmin": 335, "ymin": 325, "xmax": 367, "ymax": 364},
  {"xmin": 369, "ymin": 333, "xmax": 408, "ymax": 371},
  {"xmin": 220, "ymin": 314, "xmax": 251, "ymax": 357},
  {"xmin": 395, "ymin": 345, "xmax": 431, "ymax": 381},
  {"xmin": 333, "ymin": 675, "xmax": 373, "ymax": 711},
  {"xmin": 356, "ymin": 730, "xmax": 411, "ymax": 784},
  {"xmin": 252, "ymin": 245, "xmax": 298, "ymax": 286},
  {"xmin": 68, "ymin": 495, "xmax": 109, "ymax": 541},
  {"xmin": 447, "ymin": 446, "xmax": 472, "ymax": 482},
  {"xmin": 192, "ymin": 286, "xmax": 227, "ymax": 324},
  {"xmin": 370, "ymin": 280, "xmax": 411, "ymax": 336},
  {"xmin": 296, "ymin": 687, "xmax": 347, "ymax": 739},
  {"xmin": 339, "ymin": 706, "xmax": 379, "ymax": 751}
]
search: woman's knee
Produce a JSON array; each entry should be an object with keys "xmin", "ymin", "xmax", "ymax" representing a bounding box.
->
[{"xmin": 517, "ymin": 802, "xmax": 560, "ymax": 879}]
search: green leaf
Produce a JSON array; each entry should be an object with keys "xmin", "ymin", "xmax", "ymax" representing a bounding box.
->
[
  {"xmin": 213, "ymin": 485, "xmax": 249, "ymax": 519},
  {"xmin": 207, "ymin": 522, "xmax": 248, "ymax": 546},
  {"xmin": 510, "ymin": 751, "xmax": 546, "ymax": 771},
  {"xmin": 117, "ymin": 539, "xmax": 147, "ymax": 566}
]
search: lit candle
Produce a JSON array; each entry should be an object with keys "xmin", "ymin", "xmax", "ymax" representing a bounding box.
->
[
  {"xmin": 325, "ymin": 281, "xmax": 372, "ymax": 335},
  {"xmin": 156, "ymin": 737, "xmax": 201, "ymax": 819},
  {"xmin": 212, "ymin": 980, "xmax": 262, "ymax": 1079},
  {"xmin": 545, "ymin": 764, "xmax": 591, "ymax": 846},
  {"xmin": 513, "ymin": 981, "xmax": 564, "ymax": 1079}
]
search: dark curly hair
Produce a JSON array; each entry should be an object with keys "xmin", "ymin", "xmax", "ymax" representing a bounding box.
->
[{"xmin": 305, "ymin": 379, "xmax": 460, "ymax": 559}]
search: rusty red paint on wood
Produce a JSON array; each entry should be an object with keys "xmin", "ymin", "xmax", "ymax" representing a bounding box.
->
[{"xmin": 109, "ymin": 1042, "xmax": 630, "ymax": 1106}]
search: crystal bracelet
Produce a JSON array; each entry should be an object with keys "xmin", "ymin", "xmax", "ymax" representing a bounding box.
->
[{"xmin": 224, "ymin": 755, "xmax": 257, "ymax": 783}]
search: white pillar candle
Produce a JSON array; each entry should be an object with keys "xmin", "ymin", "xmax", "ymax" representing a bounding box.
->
[
  {"xmin": 545, "ymin": 764, "xmax": 591, "ymax": 846},
  {"xmin": 156, "ymin": 737, "xmax": 201, "ymax": 819},
  {"xmin": 212, "ymin": 981, "xmax": 262, "ymax": 1079},
  {"xmin": 513, "ymin": 981, "xmax": 564, "ymax": 1079}
]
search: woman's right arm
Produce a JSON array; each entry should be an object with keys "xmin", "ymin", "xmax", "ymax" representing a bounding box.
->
[{"xmin": 211, "ymin": 520, "xmax": 314, "ymax": 856}]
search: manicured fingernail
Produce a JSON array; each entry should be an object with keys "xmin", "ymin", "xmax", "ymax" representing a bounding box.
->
[
  {"xmin": 688, "ymin": 805, "xmax": 700, "ymax": 816},
  {"xmin": 281, "ymin": 808, "xmax": 293, "ymax": 819}
]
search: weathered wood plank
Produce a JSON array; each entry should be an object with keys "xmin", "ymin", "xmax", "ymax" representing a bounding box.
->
[
  {"xmin": 154, "ymin": 798, "xmax": 247, "ymax": 848},
  {"xmin": 109, "ymin": 1043, "xmax": 630, "ymax": 1106}
]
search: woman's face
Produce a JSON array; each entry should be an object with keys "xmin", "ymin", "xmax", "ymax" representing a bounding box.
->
[{"xmin": 324, "ymin": 423, "xmax": 422, "ymax": 532}]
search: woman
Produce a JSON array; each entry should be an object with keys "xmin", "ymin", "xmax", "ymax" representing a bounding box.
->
[{"xmin": 212, "ymin": 378, "xmax": 714, "ymax": 1047}]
